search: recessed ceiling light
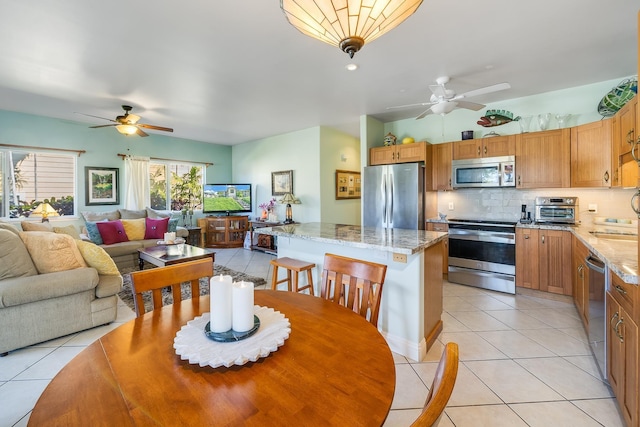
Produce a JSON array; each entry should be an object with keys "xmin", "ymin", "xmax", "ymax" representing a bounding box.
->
[{"xmin": 345, "ymin": 63, "xmax": 358, "ymax": 71}]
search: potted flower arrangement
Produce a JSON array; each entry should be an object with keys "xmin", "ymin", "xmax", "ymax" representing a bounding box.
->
[{"xmin": 258, "ymin": 198, "xmax": 277, "ymax": 220}]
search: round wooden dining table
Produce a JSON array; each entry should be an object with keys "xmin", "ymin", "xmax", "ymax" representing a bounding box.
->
[{"xmin": 28, "ymin": 290, "xmax": 396, "ymax": 426}]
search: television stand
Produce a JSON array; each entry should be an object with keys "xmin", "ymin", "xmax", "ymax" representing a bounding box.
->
[{"xmin": 199, "ymin": 216, "xmax": 248, "ymax": 248}]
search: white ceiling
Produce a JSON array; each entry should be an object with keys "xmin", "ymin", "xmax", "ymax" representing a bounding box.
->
[{"xmin": 0, "ymin": 1, "xmax": 637, "ymax": 145}]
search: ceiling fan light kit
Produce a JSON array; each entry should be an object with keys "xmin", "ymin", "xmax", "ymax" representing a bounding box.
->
[
  {"xmin": 280, "ymin": 0, "xmax": 423, "ymax": 58},
  {"xmin": 79, "ymin": 105, "xmax": 173, "ymax": 138}
]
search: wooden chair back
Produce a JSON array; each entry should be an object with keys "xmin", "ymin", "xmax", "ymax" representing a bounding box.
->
[
  {"xmin": 319, "ymin": 253, "xmax": 387, "ymax": 326},
  {"xmin": 129, "ymin": 258, "xmax": 214, "ymax": 317},
  {"xmin": 410, "ymin": 342, "xmax": 459, "ymax": 427}
]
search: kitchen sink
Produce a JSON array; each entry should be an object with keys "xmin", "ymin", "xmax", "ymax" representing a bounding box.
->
[{"xmin": 589, "ymin": 231, "xmax": 638, "ymax": 241}]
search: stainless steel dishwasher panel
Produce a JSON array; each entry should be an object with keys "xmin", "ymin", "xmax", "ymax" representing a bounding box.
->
[{"xmin": 586, "ymin": 253, "xmax": 607, "ymax": 382}]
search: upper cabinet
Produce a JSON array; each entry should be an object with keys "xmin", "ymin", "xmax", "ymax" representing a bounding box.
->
[
  {"xmin": 431, "ymin": 142, "xmax": 453, "ymax": 191},
  {"xmin": 452, "ymin": 135, "xmax": 515, "ymax": 160},
  {"xmin": 370, "ymin": 141, "xmax": 427, "ymax": 165},
  {"xmin": 571, "ymin": 119, "xmax": 612, "ymax": 188},
  {"xmin": 515, "ymin": 129, "xmax": 571, "ymax": 188},
  {"xmin": 616, "ymin": 95, "xmax": 637, "ymax": 157}
]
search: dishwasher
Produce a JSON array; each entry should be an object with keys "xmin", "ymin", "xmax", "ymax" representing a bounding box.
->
[{"xmin": 585, "ymin": 252, "xmax": 607, "ymax": 382}]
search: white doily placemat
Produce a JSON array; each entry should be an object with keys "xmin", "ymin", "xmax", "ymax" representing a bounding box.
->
[{"xmin": 173, "ymin": 306, "xmax": 291, "ymax": 368}]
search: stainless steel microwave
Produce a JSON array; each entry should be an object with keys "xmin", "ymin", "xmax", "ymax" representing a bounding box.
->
[{"xmin": 451, "ymin": 156, "xmax": 516, "ymax": 188}]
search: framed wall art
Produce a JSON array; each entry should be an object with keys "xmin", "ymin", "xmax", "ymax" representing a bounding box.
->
[
  {"xmin": 271, "ymin": 170, "xmax": 293, "ymax": 196},
  {"xmin": 85, "ymin": 167, "xmax": 119, "ymax": 205},
  {"xmin": 335, "ymin": 170, "xmax": 361, "ymax": 200}
]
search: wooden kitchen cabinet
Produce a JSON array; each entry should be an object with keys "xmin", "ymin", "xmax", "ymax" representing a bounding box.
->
[
  {"xmin": 515, "ymin": 228, "xmax": 539, "ymax": 290},
  {"xmin": 571, "ymin": 119, "xmax": 613, "ymax": 188},
  {"xmin": 452, "ymin": 135, "xmax": 515, "ymax": 160},
  {"xmin": 370, "ymin": 141, "xmax": 427, "ymax": 165},
  {"xmin": 572, "ymin": 236, "xmax": 590, "ymax": 328},
  {"xmin": 515, "ymin": 129, "xmax": 571, "ymax": 188},
  {"xmin": 201, "ymin": 215, "xmax": 248, "ymax": 248},
  {"xmin": 606, "ymin": 272, "xmax": 639, "ymax": 427},
  {"xmin": 539, "ymin": 230, "xmax": 572, "ymax": 295},
  {"xmin": 426, "ymin": 222, "xmax": 448, "ymax": 276},
  {"xmin": 616, "ymin": 95, "xmax": 637, "ymax": 157},
  {"xmin": 516, "ymin": 228, "xmax": 571, "ymax": 295},
  {"xmin": 431, "ymin": 142, "xmax": 453, "ymax": 190},
  {"xmin": 613, "ymin": 96, "xmax": 639, "ymax": 188}
]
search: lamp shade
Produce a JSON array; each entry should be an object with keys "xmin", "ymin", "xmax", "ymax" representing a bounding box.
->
[
  {"xmin": 116, "ymin": 124, "xmax": 138, "ymax": 135},
  {"xmin": 31, "ymin": 202, "xmax": 59, "ymax": 222},
  {"xmin": 279, "ymin": 193, "xmax": 300, "ymax": 205},
  {"xmin": 281, "ymin": 0, "xmax": 423, "ymax": 58}
]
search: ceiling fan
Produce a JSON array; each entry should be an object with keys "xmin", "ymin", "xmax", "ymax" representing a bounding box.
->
[
  {"xmin": 78, "ymin": 105, "xmax": 173, "ymax": 137},
  {"xmin": 387, "ymin": 76, "xmax": 511, "ymax": 119}
]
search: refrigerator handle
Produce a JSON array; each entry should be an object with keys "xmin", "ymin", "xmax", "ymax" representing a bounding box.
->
[
  {"xmin": 389, "ymin": 173, "xmax": 394, "ymax": 227},
  {"xmin": 382, "ymin": 173, "xmax": 388, "ymax": 227}
]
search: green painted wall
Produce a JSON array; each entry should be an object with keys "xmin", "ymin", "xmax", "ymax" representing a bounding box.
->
[
  {"xmin": 381, "ymin": 76, "xmax": 633, "ymax": 145},
  {"xmin": 232, "ymin": 127, "xmax": 322, "ymax": 223},
  {"xmin": 0, "ymin": 109, "xmax": 232, "ymax": 217},
  {"xmin": 319, "ymin": 126, "xmax": 361, "ymax": 225}
]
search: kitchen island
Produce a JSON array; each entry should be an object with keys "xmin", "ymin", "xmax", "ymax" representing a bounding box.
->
[{"xmin": 254, "ymin": 222, "xmax": 448, "ymax": 361}]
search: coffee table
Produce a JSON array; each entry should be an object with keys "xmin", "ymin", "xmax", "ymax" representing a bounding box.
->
[{"xmin": 137, "ymin": 244, "xmax": 215, "ymax": 270}]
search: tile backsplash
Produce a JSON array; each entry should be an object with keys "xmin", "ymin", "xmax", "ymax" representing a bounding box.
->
[{"xmin": 437, "ymin": 187, "xmax": 638, "ymax": 227}]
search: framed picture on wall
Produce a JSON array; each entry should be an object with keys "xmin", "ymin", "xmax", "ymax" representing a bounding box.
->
[
  {"xmin": 85, "ymin": 167, "xmax": 119, "ymax": 205},
  {"xmin": 271, "ymin": 170, "xmax": 293, "ymax": 196},
  {"xmin": 335, "ymin": 170, "xmax": 361, "ymax": 199}
]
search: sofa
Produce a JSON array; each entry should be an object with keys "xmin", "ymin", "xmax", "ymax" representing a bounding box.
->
[
  {"xmin": 80, "ymin": 208, "xmax": 189, "ymax": 271},
  {"xmin": 0, "ymin": 223, "xmax": 123, "ymax": 355}
]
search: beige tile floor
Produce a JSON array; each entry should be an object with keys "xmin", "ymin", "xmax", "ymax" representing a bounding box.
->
[{"xmin": 0, "ymin": 248, "xmax": 626, "ymax": 427}]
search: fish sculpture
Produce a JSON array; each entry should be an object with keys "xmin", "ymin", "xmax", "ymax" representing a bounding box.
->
[{"xmin": 477, "ymin": 109, "xmax": 520, "ymax": 127}]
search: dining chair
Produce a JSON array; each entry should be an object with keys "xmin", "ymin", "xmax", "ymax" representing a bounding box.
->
[
  {"xmin": 319, "ymin": 253, "xmax": 387, "ymax": 326},
  {"xmin": 129, "ymin": 258, "xmax": 213, "ymax": 317},
  {"xmin": 410, "ymin": 342, "xmax": 459, "ymax": 427}
]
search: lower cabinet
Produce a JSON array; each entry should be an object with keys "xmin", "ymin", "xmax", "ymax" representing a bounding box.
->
[
  {"xmin": 201, "ymin": 216, "xmax": 248, "ymax": 248},
  {"xmin": 606, "ymin": 275, "xmax": 639, "ymax": 427},
  {"xmin": 426, "ymin": 222, "xmax": 448, "ymax": 276},
  {"xmin": 516, "ymin": 228, "xmax": 572, "ymax": 295}
]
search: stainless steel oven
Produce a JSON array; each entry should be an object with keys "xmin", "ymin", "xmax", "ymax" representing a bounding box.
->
[
  {"xmin": 534, "ymin": 196, "xmax": 579, "ymax": 224},
  {"xmin": 586, "ymin": 252, "xmax": 607, "ymax": 382},
  {"xmin": 447, "ymin": 219, "xmax": 517, "ymax": 294}
]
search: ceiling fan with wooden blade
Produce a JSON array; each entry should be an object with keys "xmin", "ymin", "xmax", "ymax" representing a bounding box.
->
[
  {"xmin": 77, "ymin": 105, "xmax": 173, "ymax": 137},
  {"xmin": 387, "ymin": 76, "xmax": 511, "ymax": 119}
]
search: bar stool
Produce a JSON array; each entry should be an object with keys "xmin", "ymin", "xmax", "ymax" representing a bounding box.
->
[{"xmin": 270, "ymin": 257, "xmax": 315, "ymax": 295}]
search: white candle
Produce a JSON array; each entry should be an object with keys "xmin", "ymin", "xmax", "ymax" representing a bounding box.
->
[
  {"xmin": 232, "ymin": 281, "xmax": 254, "ymax": 332},
  {"xmin": 163, "ymin": 232, "xmax": 176, "ymax": 243},
  {"xmin": 209, "ymin": 275, "xmax": 233, "ymax": 333}
]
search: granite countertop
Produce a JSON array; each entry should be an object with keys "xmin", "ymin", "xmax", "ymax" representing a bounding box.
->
[
  {"xmin": 253, "ymin": 222, "xmax": 447, "ymax": 255},
  {"xmin": 517, "ymin": 222, "xmax": 638, "ymax": 285}
]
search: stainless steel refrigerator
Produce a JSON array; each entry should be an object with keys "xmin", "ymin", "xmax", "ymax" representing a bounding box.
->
[{"xmin": 363, "ymin": 163, "xmax": 425, "ymax": 229}]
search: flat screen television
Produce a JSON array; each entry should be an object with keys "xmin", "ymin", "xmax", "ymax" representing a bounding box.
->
[{"xmin": 202, "ymin": 184, "xmax": 252, "ymax": 215}]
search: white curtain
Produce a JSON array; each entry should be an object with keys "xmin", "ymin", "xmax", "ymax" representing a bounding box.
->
[{"xmin": 124, "ymin": 156, "xmax": 150, "ymax": 210}]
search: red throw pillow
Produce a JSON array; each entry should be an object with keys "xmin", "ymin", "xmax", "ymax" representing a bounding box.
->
[
  {"xmin": 144, "ymin": 217, "xmax": 169, "ymax": 239},
  {"xmin": 96, "ymin": 220, "xmax": 130, "ymax": 245}
]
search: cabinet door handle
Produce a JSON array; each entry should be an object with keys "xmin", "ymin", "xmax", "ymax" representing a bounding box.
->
[
  {"xmin": 477, "ymin": 146, "xmax": 481, "ymax": 155},
  {"xmin": 632, "ymin": 136, "xmax": 640, "ymax": 162},
  {"xmin": 614, "ymin": 318, "xmax": 624, "ymax": 343},
  {"xmin": 627, "ymin": 129, "xmax": 634, "ymax": 145},
  {"xmin": 541, "ymin": 235, "xmax": 545, "ymax": 244},
  {"xmin": 483, "ymin": 146, "xmax": 487, "ymax": 155},
  {"xmin": 614, "ymin": 285, "xmax": 628, "ymax": 295},
  {"xmin": 603, "ymin": 171, "xmax": 609, "ymax": 183},
  {"xmin": 610, "ymin": 311, "xmax": 619, "ymax": 331},
  {"xmin": 578, "ymin": 264, "xmax": 583, "ymax": 278},
  {"xmin": 524, "ymin": 235, "xmax": 530, "ymax": 239},
  {"xmin": 517, "ymin": 175, "xmax": 521, "ymax": 186}
]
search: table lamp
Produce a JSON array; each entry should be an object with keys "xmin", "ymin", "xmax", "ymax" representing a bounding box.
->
[
  {"xmin": 279, "ymin": 193, "xmax": 300, "ymax": 224},
  {"xmin": 31, "ymin": 202, "xmax": 59, "ymax": 222}
]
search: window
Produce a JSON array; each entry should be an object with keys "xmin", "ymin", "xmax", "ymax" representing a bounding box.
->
[
  {"xmin": 0, "ymin": 150, "xmax": 76, "ymax": 219},
  {"xmin": 149, "ymin": 162, "xmax": 203, "ymax": 212}
]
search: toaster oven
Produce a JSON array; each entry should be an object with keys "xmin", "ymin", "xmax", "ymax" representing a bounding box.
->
[{"xmin": 534, "ymin": 197, "xmax": 579, "ymax": 224}]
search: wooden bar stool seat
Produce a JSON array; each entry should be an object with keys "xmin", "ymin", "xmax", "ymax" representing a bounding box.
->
[{"xmin": 270, "ymin": 257, "xmax": 315, "ymax": 295}]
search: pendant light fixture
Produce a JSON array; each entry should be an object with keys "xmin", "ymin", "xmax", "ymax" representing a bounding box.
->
[{"xmin": 280, "ymin": 0, "xmax": 423, "ymax": 58}]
